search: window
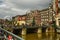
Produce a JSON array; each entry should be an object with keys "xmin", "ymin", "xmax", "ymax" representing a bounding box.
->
[
  {"xmin": 41, "ymin": 19, "xmax": 44, "ymax": 21},
  {"xmin": 47, "ymin": 13, "xmax": 48, "ymax": 14},
  {"xmin": 41, "ymin": 14, "xmax": 43, "ymax": 15},
  {"xmin": 45, "ymin": 19, "xmax": 48, "ymax": 21}
]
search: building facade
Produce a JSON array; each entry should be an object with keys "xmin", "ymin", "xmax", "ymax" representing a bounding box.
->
[
  {"xmin": 40, "ymin": 9, "xmax": 49, "ymax": 25},
  {"xmin": 58, "ymin": 0, "xmax": 60, "ymax": 13},
  {"xmin": 39, "ymin": 8, "xmax": 55, "ymax": 26},
  {"xmin": 52, "ymin": 0, "xmax": 60, "ymax": 15},
  {"xmin": 12, "ymin": 8, "xmax": 55, "ymax": 26},
  {"xmin": 26, "ymin": 8, "xmax": 54, "ymax": 26},
  {"xmin": 12, "ymin": 15, "xmax": 26, "ymax": 25},
  {"xmin": 26, "ymin": 10, "xmax": 41, "ymax": 26}
]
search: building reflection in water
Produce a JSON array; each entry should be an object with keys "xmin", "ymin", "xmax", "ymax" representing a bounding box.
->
[
  {"xmin": 37, "ymin": 33, "xmax": 42, "ymax": 40},
  {"xmin": 22, "ymin": 35, "xmax": 26, "ymax": 40},
  {"xmin": 57, "ymin": 34, "xmax": 60, "ymax": 40},
  {"xmin": 19, "ymin": 33, "xmax": 60, "ymax": 40}
]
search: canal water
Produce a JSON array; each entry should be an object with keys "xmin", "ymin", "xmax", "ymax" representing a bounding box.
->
[{"xmin": 19, "ymin": 33, "xmax": 60, "ymax": 40}]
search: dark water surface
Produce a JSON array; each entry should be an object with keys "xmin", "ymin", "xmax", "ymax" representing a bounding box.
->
[{"xmin": 19, "ymin": 33, "xmax": 60, "ymax": 40}]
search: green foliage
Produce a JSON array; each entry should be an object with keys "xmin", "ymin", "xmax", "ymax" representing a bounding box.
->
[
  {"xmin": 52, "ymin": 21, "xmax": 57, "ymax": 28},
  {"xmin": 32, "ymin": 17, "xmax": 35, "ymax": 26}
]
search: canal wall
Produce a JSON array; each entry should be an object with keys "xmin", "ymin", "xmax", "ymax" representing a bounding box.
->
[{"xmin": 12, "ymin": 26, "xmax": 55, "ymax": 35}]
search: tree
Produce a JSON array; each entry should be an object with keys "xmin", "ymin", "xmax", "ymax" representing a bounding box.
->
[
  {"xmin": 52, "ymin": 21, "xmax": 57, "ymax": 28},
  {"xmin": 32, "ymin": 17, "xmax": 35, "ymax": 26}
]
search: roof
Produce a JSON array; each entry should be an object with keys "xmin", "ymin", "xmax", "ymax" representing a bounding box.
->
[
  {"xmin": 40, "ymin": 8, "xmax": 49, "ymax": 12},
  {"xmin": 26, "ymin": 8, "xmax": 49, "ymax": 16},
  {"xmin": 12, "ymin": 14, "xmax": 27, "ymax": 18}
]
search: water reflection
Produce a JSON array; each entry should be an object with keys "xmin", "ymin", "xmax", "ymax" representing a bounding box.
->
[{"xmin": 19, "ymin": 33, "xmax": 60, "ymax": 40}]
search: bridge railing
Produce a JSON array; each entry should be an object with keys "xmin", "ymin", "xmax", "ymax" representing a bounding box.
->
[{"xmin": 0, "ymin": 27, "xmax": 24, "ymax": 40}]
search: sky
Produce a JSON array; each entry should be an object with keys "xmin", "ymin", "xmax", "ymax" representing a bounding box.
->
[{"xmin": 0, "ymin": 0, "xmax": 51, "ymax": 19}]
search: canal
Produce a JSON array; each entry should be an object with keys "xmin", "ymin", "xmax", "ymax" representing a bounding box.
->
[{"xmin": 18, "ymin": 33, "xmax": 60, "ymax": 40}]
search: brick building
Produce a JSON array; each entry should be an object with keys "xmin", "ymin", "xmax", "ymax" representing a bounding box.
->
[
  {"xmin": 26, "ymin": 8, "xmax": 54, "ymax": 26},
  {"xmin": 26, "ymin": 10, "xmax": 41, "ymax": 26}
]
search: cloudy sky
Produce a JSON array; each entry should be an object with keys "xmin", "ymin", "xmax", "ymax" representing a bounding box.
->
[{"xmin": 0, "ymin": 0, "xmax": 51, "ymax": 19}]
